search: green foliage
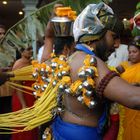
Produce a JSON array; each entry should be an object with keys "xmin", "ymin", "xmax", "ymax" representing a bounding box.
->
[{"xmin": 0, "ymin": 0, "xmax": 111, "ymax": 67}]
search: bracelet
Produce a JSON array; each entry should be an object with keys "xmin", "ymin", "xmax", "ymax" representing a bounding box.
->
[{"xmin": 96, "ymin": 71, "xmax": 119, "ymax": 96}]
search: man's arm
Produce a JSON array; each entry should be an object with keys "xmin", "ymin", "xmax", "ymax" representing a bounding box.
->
[
  {"xmin": 96, "ymin": 57, "xmax": 140, "ymax": 109},
  {"xmin": 16, "ymin": 88, "xmax": 27, "ymax": 108},
  {"xmin": 104, "ymin": 77, "xmax": 140, "ymax": 109},
  {"xmin": 41, "ymin": 3, "xmax": 64, "ymax": 62},
  {"xmin": 41, "ymin": 22, "xmax": 54, "ymax": 62},
  {"xmin": 12, "ymin": 60, "xmax": 27, "ymax": 108},
  {"xmin": 0, "ymin": 72, "xmax": 14, "ymax": 86}
]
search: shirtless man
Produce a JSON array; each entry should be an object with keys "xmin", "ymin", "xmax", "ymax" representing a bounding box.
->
[
  {"xmin": 41, "ymin": 3, "xmax": 63, "ymax": 62},
  {"xmin": 51, "ymin": 2, "xmax": 140, "ymax": 140}
]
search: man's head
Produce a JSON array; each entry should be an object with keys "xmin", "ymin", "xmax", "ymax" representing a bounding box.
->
[
  {"xmin": 0, "ymin": 25, "xmax": 6, "ymax": 40},
  {"xmin": 54, "ymin": 36, "xmax": 75, "ymax": 56},
  {"xmin": 20, "ymin": 46, "xmax": 33, "ymax": 59},
  {"xmin": 73, "ymin": 2, "xmax": 124, "ymax": 61}
]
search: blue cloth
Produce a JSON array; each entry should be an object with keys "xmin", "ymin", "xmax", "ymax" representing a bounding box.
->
[
  {"xmin": 52, "ymin": 117, "xmax": 102, "ymax": 140},
  {"xmin": 51, "ymin": 44, "xmax": 107, "ymax": 140},
  {"xmin": 75, "ymin": 44, "xmax": 96, "ymax": 56},
  {"xmin": 52, "ymin": 106, "xmax": 107, "ymax": 140}
]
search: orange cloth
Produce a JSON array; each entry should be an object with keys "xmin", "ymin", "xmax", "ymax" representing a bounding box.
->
[{"xmin": 119, "ymin": 62, "xmax": 140, "ymax": 140}]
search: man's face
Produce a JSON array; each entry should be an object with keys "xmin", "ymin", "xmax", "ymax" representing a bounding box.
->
[
  {"xmin": 0, "ymin": 27, "xmax": 5, "ymax": 40},
  {"xmin": 105, "ymin": 30, "xmax": 117, "ymax": 52},
  {"xmin": 95, "ymin": 30, "xmax": 117, "ymax": 61},
  {"xmin": 22, "ymin": 47, "xmax": 33, "ymax": 59}
]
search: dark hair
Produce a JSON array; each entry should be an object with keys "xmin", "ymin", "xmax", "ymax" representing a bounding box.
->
[
  {"xmin": 105, "ymin": 15, "xmax": 124, "ymax": 36},
  {"xmin": 20, "ymin": 46, "xmax": 32, "ymax": 53},
  {"xmin": 16, "ymin": 49, "xmax": 21, "ymax": 60},
  {"xmin": 128, "ymin": 36, "xmax": 140, "ymax": 50},
  {"xmin": 0, "ymin": 24, "xmax": 6, "ymax": 30},
  {"xmin": 54, "ymin": 36, "xmax": 74, "ymax": 55}
]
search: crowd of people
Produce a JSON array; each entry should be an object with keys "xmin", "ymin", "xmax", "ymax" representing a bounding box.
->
[{"xmin": 0, "ymin": 1, "xmax": 140, "ymax": 140}]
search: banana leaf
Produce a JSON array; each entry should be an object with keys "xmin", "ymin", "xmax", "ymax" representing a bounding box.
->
[{"xmin": 0, "ymin": 0, "xmax": 112, "ymax": 67}]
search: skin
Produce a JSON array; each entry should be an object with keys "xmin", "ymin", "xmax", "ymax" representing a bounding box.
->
[
  {"xmin": 128, "ymin": 45, "xmax": 140, "ymax": 64},
  {"xmin": 41, "ymin": 3, "xmax": 63, "ymax": 62},
  {"xmin": 62, "ymin": 31, "xmax": 140, "ymax": 127},
  {"xmin": 0, "ymin": 72, "xmax": 14, "ymax": 86},
  {"xmin": 114, "ymin": 38, "xmax": 120, "ymax": 49},
  {"xmin": 12, "ymin": 48, "xmax": 33, "ymax": 108},
  {"xmin": 116, "ymin": 44, "xmax": 140, "ymax": 73}
]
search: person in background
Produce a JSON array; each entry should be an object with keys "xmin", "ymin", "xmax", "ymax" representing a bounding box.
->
[
  {"xmin": 49, "ymin": 2, "xmax": 140, "ymax": 140},
  {"xmin": 53, "ymin": 36, "xmax": 75, "ymax": 57},
  {"xmin": 0, "ymin": 71, "xmax": 14, "ymax": 140},
  {"xmin": 0, "ymin": 72, "xmax": 14, "ymax": 86},
  {"xmin": 11, "ymin": 46, "xmax": 38, "ymax": 140},
  {"xmin": 103, "ymin": 35, "xmax": 128, "ymax": 140},
  {"xmin": 41, "ymin": 36, "xmax": 75, "ymax": 140},
  {"xmin": 107, "ymin": 35, "xmax": 128, "ymax": 67},
  {"xmin": 0, "ymin": 24, "xmax": 13, "ymax": 140},
  {"xmin": 37, "ymin": 36, "xmax": 45, "ymax": 63},
  {"xmin": 41, "ymin": 3, "xmax": 63, "ymax": 62},
  {"xmin": 116, "ymin": 36, "xmax": 140, "ymax": 140}
]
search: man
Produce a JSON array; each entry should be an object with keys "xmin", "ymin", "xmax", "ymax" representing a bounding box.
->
[
  {"xmin": 107, "ymin": 36, "xmax": 128, "ymax": 67},
  {"xmin": 51, "ymin": 2, "xmax": 140, "ymax": 140},
  {"xmin": 41, "ymin": 3, "xmax": 63, "ymax": 62},
  {"xmin": 53, "ymin": 36, "xmax": 75, "ymax": 56},
  {"xmin": 41, "ymin": 36, "xmax": 75, "ymax": 139},
  {"xmin": 37, "ymin": 36, "xmax": 45, "ymax": 63},
  {"xmin": 11, "ymin": 46, "xmax": 39, "ymax": 140}
]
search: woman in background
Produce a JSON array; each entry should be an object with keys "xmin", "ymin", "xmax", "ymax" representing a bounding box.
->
[{"xmin": 116, "ymin": 36, "xmax": 140, "ymax": 140}]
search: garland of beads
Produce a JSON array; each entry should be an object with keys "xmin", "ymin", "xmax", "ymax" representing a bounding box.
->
[
  {"xmin": 32, "ymin": 54, "xmax": 99, "ymax": 110},
  {"xmin": 96, "ymin": 71, "xmax": 119, "ymax": 96},
  {"xmin": 32, "ymin": 53, "xmax": 71, "ymax": 113},
  {"xmin": 69, "ymin": 55, "xmax": 98, "ymax": 108}
]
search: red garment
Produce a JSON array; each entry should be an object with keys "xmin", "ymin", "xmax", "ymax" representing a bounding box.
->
[
  {"xmin": 103, "ymin": 114, "xmax": 119, "ymax": 140},
  {"xmin": 12, "ymin": 81, "xmax": 38, "ymax": 140}
]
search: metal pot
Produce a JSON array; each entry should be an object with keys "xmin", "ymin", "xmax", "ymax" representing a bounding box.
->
[{"xmin": 51, "ymin": 16, "xmax": 73, "ymax": 36}]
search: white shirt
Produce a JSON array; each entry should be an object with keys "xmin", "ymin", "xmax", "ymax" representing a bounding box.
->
[
  {"xmin": 107, "ymin": 44, "xmax": 128, "ymax": 67},
  {"xmin": 37, "ymin": 45, "xmax": 44, "ymax": 63}
]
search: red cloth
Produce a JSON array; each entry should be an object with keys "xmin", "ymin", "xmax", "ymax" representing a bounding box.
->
[
  {"xmin": 12, "ymin": 81, "xmax": 38, "ymax": 140},
  {"xmin": 103, "ymin": 114, "xmax": 119, "ymax": 140}
]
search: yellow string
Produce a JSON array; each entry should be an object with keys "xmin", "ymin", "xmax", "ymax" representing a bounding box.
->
[
  {"xmin": 8, "ymin": 82, "xmax": 34, "ymax": 91},
  {"xmin": 0, "ymin": 82, "xmax": 57, "ymax": 133},
  {"xmin": 9, "ymin": 85, "xmax": 33, "ymax": 95}
]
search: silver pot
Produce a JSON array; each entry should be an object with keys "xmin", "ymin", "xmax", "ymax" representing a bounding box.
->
[{"xmin": 51, "ymin": 16, "xmax": 73, "ymax": 36}]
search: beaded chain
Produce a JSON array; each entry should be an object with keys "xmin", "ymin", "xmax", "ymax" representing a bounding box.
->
[
  {"xmin": 32, "ymin": 53, "xmax": 99, "ymax": 109},
  {"xmin": 96, "ymin": 71, "xmax": 120, "ymax": 96},
  {"xmin": 32, "ymin": 53, "xmax": 119, "ymax": 111},
  {"xmin": 69, "ymin": 54, "xmax": 99, "ymax": 108}
]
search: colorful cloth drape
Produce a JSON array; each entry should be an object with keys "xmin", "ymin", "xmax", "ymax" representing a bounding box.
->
[{"xmin": 117, "ymin": 62, "xmax": 140, "ymax": 140}]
